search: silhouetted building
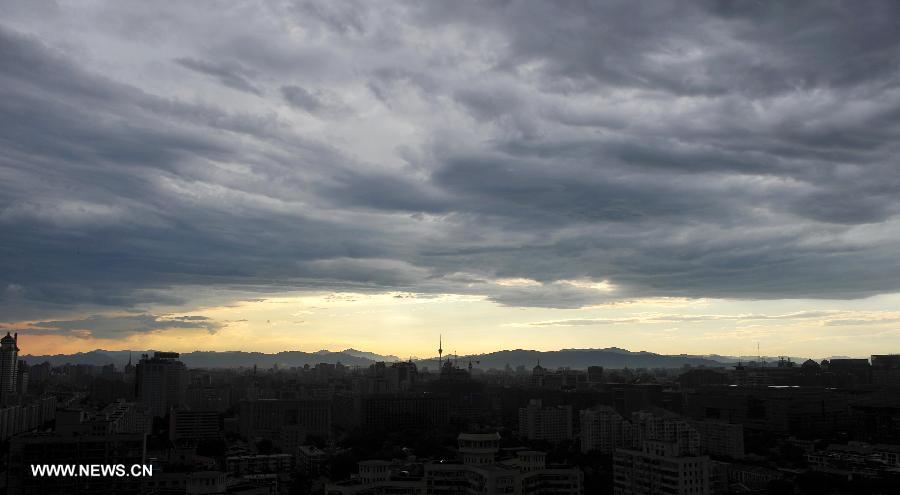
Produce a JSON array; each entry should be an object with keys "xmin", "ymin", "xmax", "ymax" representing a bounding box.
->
[
  {"xmin": 186, "ymin": 384, "xmax": 231, "ymax": 412},
  {"xmin": 56, "ymin": 401, "xmax": 148, "ymax": 436},
  {"xmin": 631, "ymin": 410, "xmax": 700, "ymax": 456},
  {"xmin": 239, "ymin": 399, "xmax": 331, "ymax": 451},
  {"xmin": 134, "ymin": 352, "xmax": 187, "ymax": 417},
  {"xmin": 609, "ymin": 384, "xmax": 663, "ymax": 416},
  {"xmin": 689, "ymin": 420, "xmax": 744, "ymax": 459},
  {"xmin": 822, "ymin": 358, "xmax": 872, "ymax": 387},
  {"xmin": 90, "ymin": 376, "xmax": 134, "ymax": 404},
  {"xmin": 28, "ymin": 361, "xmax": 51, "ymax": 384},
  {"xmin": 357, "ymin": 393, "xmax": 451, "ymax": 430},
  {"xmin": 16, "ymin": 360, "xmax": 28, "ymax": 395},
  {"xmin": 684, "ymin": 386, "xmax": 853, "ymax": 436},
  {"xmin": 872, "ymin": 355, "xmax": 900, "ymax": 387},
  {"xmin": 733, "ymin": 358, "xmax": 805, "ymax": 386},
  {"xmin": 328, "ymin": 429, "xmax": 583, "ymax": 494},
  {"xmin": 530, "ymin": 364, "xmax": 586, "ymax": 390},
  {"xmin": 123, "ymin": 354, "xmax": 135, "ymax": 377},
  {"xmin": 850, "ymin": 392, "xmax": 900, "ymax": 444},
  {"xmin": 587, "ymin": 366, "xmax": 604, "ymax": 384},
  {"xmin": 678, "ymin": 368, "xmax": 728, "ymax": 389},
  {"xmin": 355, "ymin": 361, "xmax": 421, "ymax": 394},
  {"xmin": 519, "ymin": 399, "xmax": 573, "ymax": 442},
  {"xmin": 0, "ymin": 396, "xmax": 56, "ymax": 441},
  {"xmin": 614, "ymin": 440, "xmax": 710, "ymax": 495},
  {"xmin": 169, "ymin": 409, "xmax": 220, "ymax": 441},
  {"xmin": 580, "ymin": 405, "xmax": 631, "ymax": 454},
  {"xmin": 0, "ymin": 332, "xmax": 19, "ymax": 396},
  {"xmin": 390, "ymin": 361, "xmax": 419, "ymax": 391}
]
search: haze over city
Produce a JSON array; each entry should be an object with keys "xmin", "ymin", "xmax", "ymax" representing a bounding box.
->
[{"xmin": 4, "ymin": 1, "xmax": 900, "ymax": 360}]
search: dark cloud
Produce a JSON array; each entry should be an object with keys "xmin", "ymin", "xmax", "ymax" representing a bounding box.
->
[
  {"xmin": 7, "ymin": 314, "xmax": 223, "ymax": 339},
  {"xmin": 2, "ymin": 0, "xmax": 900, "ymax": 327}
]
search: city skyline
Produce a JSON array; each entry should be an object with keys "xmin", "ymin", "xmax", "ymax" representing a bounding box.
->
[
  {"xmin": 5, "ymin": 2, "xmax": 900, "ymax": 359},
  {"xmin": 4, "ymin": 3, "xmax": 900, "ymax": 493},
  {"xmin": 10, "ymin": 289, "xmax": 900, "ymax": 360}
]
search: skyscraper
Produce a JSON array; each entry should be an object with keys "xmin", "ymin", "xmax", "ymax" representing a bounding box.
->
[
  {"xmin": 16, "ymin": 360, "xmax": 28, "ymax": 395},
  {"xmin": 518, "ymin": 399, "xmax": 573, "ymax": 442},
  {"xmin": 135, "ymin": 352, "xmax": 187, "ymax": 417},
  {"xmin": 581, "ymin": 405, "xmax": 632, "ymax": 454},
  {"xmin": 0, "ymin": 332, "xmax": 19, "ymax": 396}
]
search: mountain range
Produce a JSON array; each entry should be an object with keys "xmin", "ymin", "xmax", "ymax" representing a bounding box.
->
[
  {"xmin": 18, "ymin": 347, "xmax": 827, "ymax": 370},
  {"xmin": 21, "ymin": 349, "xmax": 391, "ymax": 369}
]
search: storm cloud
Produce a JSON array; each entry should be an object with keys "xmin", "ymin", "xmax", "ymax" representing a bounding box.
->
[
  {"xmin": 5, "ymin": 314, "xmax": 224, "ymax": 339},
  {"xmin": 3, "ymin": 0, "xmax": 900, "ymax": 329}
]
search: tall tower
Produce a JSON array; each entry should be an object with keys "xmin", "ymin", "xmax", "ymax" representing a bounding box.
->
[
  {"xmin": 438, "ymin": 334, "xmax": 443, "ymax": 368},
  {"xmin": 135, "ymin": 351, "xmax": 187, "ymax": 417},
  {"xmin": 124, "ymin": 353, "xmax": 134, "ymax": 374},
  {"xmin": 0, "ymin": 332, "xmax": 19, "ymax": 394}
]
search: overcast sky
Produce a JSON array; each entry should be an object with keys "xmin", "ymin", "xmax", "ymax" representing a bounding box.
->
[{"xmin": 3, "ymin": 1, "xmax": 900, "ymax": 358}]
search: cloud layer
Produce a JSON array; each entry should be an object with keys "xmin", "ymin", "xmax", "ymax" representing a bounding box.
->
[
  {"xmin": 3, "ymin": 1, "xmax": 900, "ymax": 330},
  {"xmin": 3, "ymin": 313, "xmax": 223, "ymax": 339}
]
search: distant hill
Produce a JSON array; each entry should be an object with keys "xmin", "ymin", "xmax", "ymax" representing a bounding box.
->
[
  {"xmin": 21, "ymin": 349, "xmax": 395, "ymax": 369},
  {"xmin": 21, "ymin": 350, "xmax": 132, "ymax": 368},
  {"xmin": 339, "ymin": 348, "xmax": 400, "ymax": 362},
  {"xmin": 415, "ymin": 348, "xmax": 730, "ymax": 370},
  {"xmin": 21, "ymin": 347, "xmax": 822, "ymax": 370}
]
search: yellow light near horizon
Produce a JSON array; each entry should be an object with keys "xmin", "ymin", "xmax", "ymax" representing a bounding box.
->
[{"xmin": 8, "ymin": 291, "xmax": 900, "ymax": 359}]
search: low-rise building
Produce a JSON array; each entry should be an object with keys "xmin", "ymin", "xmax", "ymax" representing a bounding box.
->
[{"xmin": 226, "ymin": 453, "xmax": 294, "ymax": 475}]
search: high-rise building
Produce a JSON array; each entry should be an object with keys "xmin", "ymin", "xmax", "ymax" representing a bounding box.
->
[
  {"xmin": 587, "ymin": 366, "xmax": 604, "ymax": 383},
  {"xmin": 0, "ymin": 396, "xmax": 57, "ymax": 441},
  {"xmin": 613, "ymin": 410, "xmax": 710, "ymax": 495},
  {"xmin": 631, "ymin": 410, "xmax": 700, "ymax": 456},
  {"xmin": 684, "ymin": 386, "xmax": 853, "ymax": 437},
  {"xmin": 581, "ymin": 406, "xmax": 632, "ymax": 454},
  {"xmin": 342, "ymin": 393, "xmax": 450, "ymax": 430},
  {"xmin": 689, "ymin": 420, "xmax": 744, "ymax": 459},
  {"xmin": 823, "ymin": 358, "xmax": 872, "ymax": 386},
  {"xmin": 239, "ymin": 399, "xmax": 331, "ymax": 452},
  {"xmin": 519, "ymin": 399, "xmax": 573, "ymax": 442},
  {"xmin": 169, "ymin": 409, "xmax": 220, "ymax": 441},
  {"xmin": 0, "ymin": 332, "xmax": 19, "ymax": 396},
  {"xmin": 28, "ymin": 361, "xmax": 51, "ymax": 384},
  {"xmin": 872, "ymin": 354, "xmax": 900, "ymax": 387},
  {"xmin": 134, "ymin": 352, "xmax": 187, "ymax": 417},
  {"xmin": 16, "ymin": 360, "xmax": 28, "ymax": 395},
  {"xmin": 614, "ymin": 440, "xmax": 710, "ymax": 495},
  {"xmin": 610, "ymin": 384, "xmax": 663, "ymax": 416}
]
